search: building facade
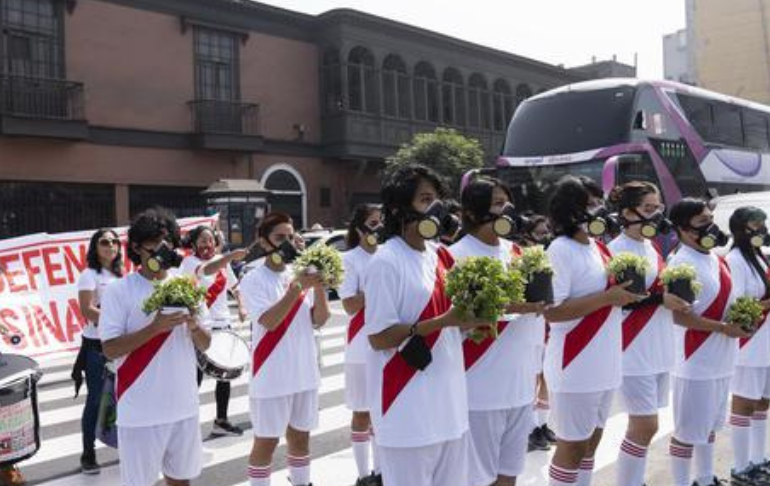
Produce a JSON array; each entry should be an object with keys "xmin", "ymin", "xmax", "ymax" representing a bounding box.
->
[
  {"xmin": 0, "ymin": 0, "xmax": 605, "ymax": 238},
  {"xmin": 663, "ymin": 28, "xmax": 693, "ymax": 84}
]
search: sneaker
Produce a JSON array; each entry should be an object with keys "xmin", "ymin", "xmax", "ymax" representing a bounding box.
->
[
  {"xmin": 753, "ymin": 461, "xmax": 770, "ymax": 477},
  {"xmin": 0, "ymin": 466, "xmax": 25, "ymax": 486},
  {"xmin": 528, "ymin": 426, "xmax": 550, "ymax": 452},
  {"xmin": 212, "ymin": 419, "xmax": 243, "ymax": 437},
  {"xmin": 731, "ymin": 468, "xmax": 758, "ymax": 486},
  {"xmin": 694, "ymin": 477, "xmax": 726, "ymax": 486},
  {"xmin": 355, "ymin": 475, "xmax": 381, "ymax": 486},
  {"xmin": 747, "ymin": 463, "xmax": 770, "ymax": 484},
  {"xmin": 369, "ymin": 472, "xmax": 383, "ymax": 486},
  {"xmin": 80, "ymin": 451, "xmax": 100, "ymax": 475},
  {"xmin": 541, "ymin": 424, "xmax": 557, "ymax": 444}
]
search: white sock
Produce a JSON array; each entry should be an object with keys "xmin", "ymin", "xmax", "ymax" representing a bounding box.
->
[
  {"xmin": 549, "ymin": 464, "xmax": 578, "ymax": 485},
  {"xmin": 536, "ymin": 398, "xmax": 550, "ymax": 427},
  {"xmin": 370, "ymin": 428, "xmax": 381, "ymax": 474},
  {"xmin": 247, "ymin": 464, "xmax": 271, "ymax": 486},
  {"xmin": 287, "ymin": 455, "xmax": 310, "ymax": 486},
  {"xmin": 751, "ymin": 410, "xmax": 768, "ymax": 465},
  {"xmin": 670, "ymin": 441, "xmax": 693, "ymax": 486},
  {"xmin": 351, "ymin": 430, "xmax": 370, "ymax": 478},
  {"xmin": 694, "ymin": 433, "xmax": 715, "ymax": 485},
  {"xmin": 731, "ymin": 413, "xmax": 752, "ymax": 472},
  {"xmin": 617, "ymin": 438, "xmax": 648, "ymax": 486},
  {"xmin": 576, "ymin": 457, "xmax": 594, "ymax": 486}
]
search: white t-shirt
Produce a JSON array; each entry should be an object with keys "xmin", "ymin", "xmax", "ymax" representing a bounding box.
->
[
  {"xmin": 339, "ymin": 246, "xmax": 375, "ymax": 364},
  {"xmin": 727, "ymin": 248, "xmax": 770, "ymax": 368},
  {"xmin": 544, "ymin": 236, "xmax": 623, "ymax": 393},
  {"xmin": 608, "ymin": 234, "xmax": 675, "ymax": 376},
  {"xmin": 670, "ymin": 245, "xmax": 737, "ymax": 380},
  {"xmin": 364, "ymin": 238, "xmax": 468, "ymax": 448},
  {"xmin": 240, "ymin": 264, "xmax": 320, "ymax": 399},
  {"xmin": 77, "ymin": 268, "xmax": 118, "ymax": 340},
  {"xmin": 450, "ymin": 235, "xmax": 538, "ymax": 410},
  {"xmin": 180, "ymin": 255, "xmax": 237, "ymax": 326},
  {"xmin": 99, "ymin": 272, "xmax": 205, "ymax": 427}
]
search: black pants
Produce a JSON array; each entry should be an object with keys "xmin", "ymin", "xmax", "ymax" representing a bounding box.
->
[{"xmin": 197, "ymin": 368, "xmax": 231, "ymax": 421}]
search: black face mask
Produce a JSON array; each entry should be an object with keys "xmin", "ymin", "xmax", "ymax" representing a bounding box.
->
[
  {"xmin": 359, "ymin": 223, "xmax": 384, "ymax": 247},
  {"xmin": 580, "ymin": 206, "xmax": 619, "ymax": 237},
  {"xmin": 268, "ymin": 239, "xmax": 300, "ymax": 265},
  {"xmin": 689, "ymin": 223, "xmax": 729, "ymax": 250},
  {"xmin": 748, "ymin": 227, "xmax": 770, "ymax": 248},
  {"xmin": 412, "ymin": 200, "xmax": 460, "ymax": 240},
  {"xmin": 492, "ymin": 203, "xmax": 529, "ymax": 238},
  {"xmin": 623, "ymin": 210, "xmax": 673, "ymax": 239},
  {"xmin": 145, "ymin": 242, "xmax": 183, "ymax": 273}
]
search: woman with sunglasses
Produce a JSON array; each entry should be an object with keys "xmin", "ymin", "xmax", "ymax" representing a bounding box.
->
[{"xmin": 75, "ymin": 228, "xmax": 124, "ymax": 475}]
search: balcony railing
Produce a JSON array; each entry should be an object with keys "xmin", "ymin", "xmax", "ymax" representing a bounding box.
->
[
  {"xmin": 0, "ymin": 74, "xmax": 85, "ymax": 120},
  {"xmin": 188, "ymin": 100, "xmax": 260, "ymax": 136}
]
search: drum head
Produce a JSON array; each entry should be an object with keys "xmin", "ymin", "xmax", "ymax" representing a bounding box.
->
[
  {"xmin": 206, "ymin": 331, "xmax": 250, "ymax": 370},
  {"xmin": 0, "ymin": 355, "xmax": 39, "ymax": 388}
]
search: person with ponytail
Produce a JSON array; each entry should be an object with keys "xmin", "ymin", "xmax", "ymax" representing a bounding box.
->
[
  {"xmin": 726, "ymin": 207, "xmax": 770, "ymax": 484},
  {"xmin": 667, "ymin": 198, "xmax": 748, "ymax": 486},
  {"xmin": 543, "ymin": 175, "xmax": 640, "ymax": 486},
  {"xmin": 339, "ymin": 203, "xmax": 383, "ymax": 486},
  {"xmin": 451, "ymin": 176, "xmax": 545, "ymax": 486},
  {"xmin": 606, "ymin": 182, "xmax": 691, "ymax": 486}
]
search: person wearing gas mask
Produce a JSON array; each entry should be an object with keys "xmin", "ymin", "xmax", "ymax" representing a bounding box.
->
[
  {"xmin": 543, "ymin": 176, "xmax": 640, "ymax": 486},
  {"xmin": 726, "ymin": 207, "xmax": 770, "ymax": 485},
  {"xmin": 363, "ymin": 164, "xmax": 491, "ymax": 486},
  {"xmin": 605, "ymin": 182, "xmax": 691, "ymax": 486},
  {"xmin": 339, "ymin": 203, "xmax": 384, "ymax": 486},
  {"xmin": 240, "ymin": 212, "xmax": 330, "ymax": 486},
  {"xmin": 99, "ymin": 207, "xmax": 211, "ymax": 486},
  {"xmin": 450, "ymin": 176, "xmax": 545, "ymax": 486},
  {"xmin": 439, "ymin": 199, "xmax": 463, "ymax": 246},
  {"xmin": 179, "ymin": 226, "xmax": 248, "ymax": 438},
  {"xmin": 666, "ymin": 198, "xmax": 747, "ymax": 486}
]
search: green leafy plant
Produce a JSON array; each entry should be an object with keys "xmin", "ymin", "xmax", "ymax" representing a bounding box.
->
[
  {"xmin": 293, "ymin": 244, "xmax": 345, "ymax": 289},
  {"xmin": 606, "ymin": 252, "xmax": 650, "ymax": 277},
  {"xmin": 445, "ymin": 256, "xmax": 525, "ymax": 343},
  {"xmin": 660, "ymin": 264, "xmax": 703, "ymax": 295},
  {"xmin": 727, "ymin": 297, "xmax": 765, "ymax": 333},
  {"xmin": 142, "ymin": 275, "xmax": 207, "ymax": 314},
  {"xmin": 512, "ymin": 245, "xmax": 554, "ymax": 280}
]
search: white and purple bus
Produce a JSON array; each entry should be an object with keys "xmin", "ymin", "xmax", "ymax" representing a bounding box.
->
[{"xmin": 469, "ymin": 78, "xmax": 770, "ymax": 214}]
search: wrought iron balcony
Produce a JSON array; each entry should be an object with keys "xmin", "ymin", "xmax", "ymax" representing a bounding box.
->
[{"xmin": 188, "ymin": 100, "xmax": 263, "ymax": 151}]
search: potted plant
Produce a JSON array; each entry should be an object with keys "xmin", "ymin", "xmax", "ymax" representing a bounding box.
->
[
  {"xmin": 727, "ymin": 296, "xmax": 765, "ymax": 334},
  {"xmin": 512, "ymin": 245, "xmax": 555, "ymax": 304},
  {"xmin": 142, "ymin": 275, "xmax": 207, "ymax": 315},
  {"xmin": 445, "ymin": 256, "xmax": 525, "ymax": 343},
  {"xmin": 606, "ymin": 252, "xmax": 651, "ymax": 295},
  {"xmin": 660, "ymin": 264, "xmax": 703, "ymax": 304},
  {"xmin": 292, "ymin": 244, "xmax": 345, "ymax": 289}
]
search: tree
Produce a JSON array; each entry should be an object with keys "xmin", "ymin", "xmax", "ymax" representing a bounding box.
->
[{"xmin": 384, "ymin": 127, "xmax": 485, "ymax": 197}]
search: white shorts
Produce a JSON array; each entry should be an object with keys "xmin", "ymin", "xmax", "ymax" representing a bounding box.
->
[
  {"xmin": 673, "ymin": 376, "xmax": 730, "ymax": 445},
  {"xmin": 250, "ymin": 389, "xmax": 319, "ymax": 438},
  {"xmin": 379, "ymin": 432, "xmax": 471, "ymax": 486},
  {"xmin": 468, "ymin": 406, "xmax": 533, "ymax": 484},
  {"xmin": 620, "ymin": 373, "xmax": 670, "ymax": 416},
  {"xmin": 117, "ymin": 415, "xmax": 202, "ymax": 486},
  {"xmin": 345, "ymin": 362, "xmax": 369, "ymax": 412},
  {"xmin": 550, "ymin": 390, "xmax": 614, "ymax": 442},
  {"xmin": 534, "ymin": 344, "xmax": 545, "ymax": 374},
  {"xmin": 731, "ymin": 366, "xmax": 770, "ymax": 401}
]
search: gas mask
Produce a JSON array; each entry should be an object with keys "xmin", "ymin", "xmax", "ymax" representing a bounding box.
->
[
  {"xmin": 360, "ymin": 223, "xmax": 384, "ymax": 247},
  {"xmin": 267, "ymin": 239, "xmax": 300, "ymax": 266},
  {"xmin": 579, "ymin": 206, "xmax": 618, "ymax": 238},
  {"xmin": 412, "ymin": 200, "xmax": 460, "ymax": 240},
  {"xmin": 689, "ymin": 223, "xmax": 729, "ymax": 250},
  {"xmin": 623, "ymin": 210, "xmax": 673, "ymax": 239},
  {"xmin": 748, "ymin": 227, "xmax": 770, "ymax": 248},
  {"xmin": 146, "ymin": 242, "xmax": 183, "ymax": 273},
  {"xmin": 492, "ymin": 203, "xmax": 529, "ymax": 238}
]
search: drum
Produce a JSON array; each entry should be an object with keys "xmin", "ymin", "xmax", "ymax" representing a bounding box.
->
[
  {"xmin": 0, "ymin": 354, "xmax": 42, "ymax": 467},
  {"xmin": 196, "ymin": 330, "xmax": 250, "ymax": 381}
]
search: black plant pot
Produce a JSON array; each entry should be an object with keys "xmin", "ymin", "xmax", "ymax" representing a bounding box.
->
[
  {"xmin": 525, "ymin": 271, "xmax": 554, "ymax": 304},
  {"xmin": 667, "ymin": 278, "xmax": 695, "ymax": 304},
  {"xmin": 617, "ymin": 269, "xmax": 646, "ymax": 295}
]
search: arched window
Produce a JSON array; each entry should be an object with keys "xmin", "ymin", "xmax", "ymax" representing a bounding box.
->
[
  {"xmin": 322, "ymin": 48, "xmax": 343, "ymax": 113},
  {"xmin": 442, "ymin": 68, "xmax": 465, "ymax": 126},
  {"xmin": 262, "ymin": 165, "xmax": 306, "ymax": 229},
  {"xmin": 468, "ymin": 73, "xmax": 492, "ymax": 129},
  {"xmin": 413, "ymin": 61, "xmax": 439, "ymax": 122},
  {"xmin": 516, "ymin": 83, "xmax": 533, "ymax": 106},
  {"xmin": 492, "ymin": 79, "xmax": 514, "ymax": 131},
  {"xmin": 347, "ymin": 46, "xmax": 377, "ymax": 113},
  {"xmin": 382, "ymin": 54, "xmax": 409, "ymax": 118}
]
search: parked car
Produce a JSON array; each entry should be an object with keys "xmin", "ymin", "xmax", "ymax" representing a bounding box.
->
[
  {"xmin": 300, "ymin": 228, "xmax": 348, "ymax": 251},
  {"xmin": 711, "ymin": 191, "xmax": 770, "ymax": 256}
]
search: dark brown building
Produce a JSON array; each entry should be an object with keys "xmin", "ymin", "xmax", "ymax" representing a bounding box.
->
[{"xmin": 0, "ymin": 0, "xmax": 619, "ymax": 239}]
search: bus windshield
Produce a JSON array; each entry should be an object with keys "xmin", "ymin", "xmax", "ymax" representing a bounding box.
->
[{"xmin": 504, "ymin": 86, "xmax": 637, "ymax": 156}]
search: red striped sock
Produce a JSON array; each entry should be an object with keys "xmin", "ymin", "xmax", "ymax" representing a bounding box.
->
[
  {"xmin": 549, "ymin": 463, "xmax": 578, "ymax": 485},
  {"xmin": 247, "ymin": 464, "xmax": 271, "ymax": 486},
  {"xmin": 287, "ymin": 455, "xmax": 310, "ymax": 485},
  {"xmin": 670, "ymin": 441, "xmax": 693, "ymax": 486}
]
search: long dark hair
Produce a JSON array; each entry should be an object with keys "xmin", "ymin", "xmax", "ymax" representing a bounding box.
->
[
  {"xmin": 549, "ymin": 175, "xmax": 602, "ymax": 237},
  {"xmin": 86, "ymin": 228, "xmax": 124, "ymax": 277},
  {"xmin": 669, "ymin": 198, "xmax": 707, "ymax": 235},
  {"xmin": 460, "ymin": 176, "xmax": 513, "ymax": 233},
  {"xmin": 346, "ymin": 203, "xmax": 381, "ymax": 249},
  {"xmin": 381, "ymin": 164, "xmax": 446, "ymax": 241},
  {"xmin": 730, "ymin": 206, "xmax": 770, "ymax": 298}
]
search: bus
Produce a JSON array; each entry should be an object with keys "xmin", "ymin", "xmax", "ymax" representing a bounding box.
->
[{"xmin": 468, "ymin": 78, "xmax": 770, "ymax": 215}]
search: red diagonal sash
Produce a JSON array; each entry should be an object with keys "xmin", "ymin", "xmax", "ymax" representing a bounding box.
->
[
  {"xmin": 740, "ymin": 268, "xmax": 770, "ymax": 348},
  {"xmin": 347, "ymin": 308, "xmax": 365, "ymax": 344},
  {"xmin": 252, "ymin": 291, "xmax": 307, "ymax": 376},
  {"xmin": 205, "ymin": 270, "xmax": 228, "ymax": 308},
  {"xmin": 562, "ymin": 240, "xmax": 613, "ymax": 369},
  {"xmin": 117, "ymin": 330, "xmax": 172, "ymax": 401},
  {"xmin": 511, "ymin": 243, "xmax": 522, "ymax": 258},
  {"xmin": 684, "ymin": 257, "xmax": 732, "ymax": 359},
  {"xmin": 381, "ymin": 247, "xmax": 453, "ymax": 416},
  {"xmin": 622, "ymin": 250, "xmax": 665, "ymax": 351},
  {"xmin": 463, "ymin": 321, "xmax": 509, "ymax": 370}
]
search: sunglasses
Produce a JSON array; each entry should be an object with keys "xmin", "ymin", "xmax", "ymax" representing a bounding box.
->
[{"xmin": 98, "ymin": 238, "xmax": 121, "ymax": 247}]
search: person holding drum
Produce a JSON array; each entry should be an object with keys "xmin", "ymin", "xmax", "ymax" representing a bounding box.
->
[
  {"xmin": 339, "ymin": 203, "xmax": 383, "ymax": 486},
  {"xmin": 74, "ymin": 228, "xmax": 124, "ymax": 475},
  {"xmin": 100, "ymin": 207, "xmax": 211, "ymax": 486},
  {"xmin": 240, "ymin": 212, "xmax": 330, "ymax": 486},
  {"xmin": 180, "ymin": 226, "xmax": 248, "ymax": 437}
]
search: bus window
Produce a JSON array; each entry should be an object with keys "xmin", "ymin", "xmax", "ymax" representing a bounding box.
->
[
  {"xmin": 711, "ymin": 103, "xmax": 744, "ymax": 147},
  {"xmin": 614, "ymin": 154, "xmax": 662, "ymax": 187},
  {"xmin": 631, "ymin": 87, "xmax": 681, "ymax": 142},
  {"xmin": 676, "ymin": 94, "xmax": 713, "ymax": 141},
  {"xmin": 649, "ymin": 139, "xmax": 707, "ymax": 198},
  {"xmin": 743, "ymin": 109, "xmax": 770, "ymax": 151}
]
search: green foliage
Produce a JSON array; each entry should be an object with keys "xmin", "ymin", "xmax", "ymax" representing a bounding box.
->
[
  {"xmin": 142, "ymin": 276, "xmax": 207, "ymax": 314},
  {"xmin": 660, "ymin": 263, "xmax": 703, "ymax": 295},
  {"xmin": 727, "ymin": 297, "xmax": 765, "ymax": 330},
  {"xmin": 606, "ymin": 252, "xmax": 650, "ymax": 277},
  {"xmin": 512, "ymin": 245, "xmax": 554, "ymax": 280},
  {"xmin": 293, "ymin": 244, "xmax": 345, "ymax": 289}
]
